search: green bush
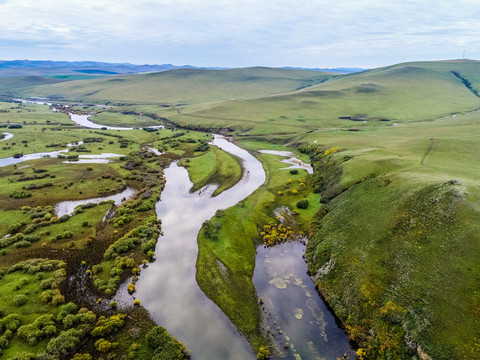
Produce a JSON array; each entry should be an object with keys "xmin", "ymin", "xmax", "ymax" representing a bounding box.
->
[
  {"xmin": 46, "ymin": 328, "xmax": 84, "ymax": 356},
  {"xmin": 90, "ymin": 313, "xmax": 126, "ymax": 337},
  {"xmin": 296, "ymin": 199, "xmax": 309, "ymax": 209},
  {"xmin": 17, "ymin": 314, "xmax": 56, "ymax": 345},
  {"xmin": 8, "ymin": 352, "xmax": 36, "ymax": 360},
  {"xmin": 13, "ymin": 294, "xmax": 27, "ymax": 306},
  {"xmin": 0, "ymin": 314, "xmax": 20, "ymax": 332}
]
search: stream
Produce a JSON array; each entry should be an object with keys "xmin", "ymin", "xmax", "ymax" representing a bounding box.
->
[
  {"xmin": 127, "ymin": 136, "xmax": 354, "ymax": 360},
  {"xmin": 3, "ymin": 101, "xmax": 354, "ymax": 358},
  {"xmin": 127, "ymin": 136, "xmax": 265, "ymax": 359},
  {"xmin": 54, "ymin": 187, "xmax": 136, "ymax": 217}
]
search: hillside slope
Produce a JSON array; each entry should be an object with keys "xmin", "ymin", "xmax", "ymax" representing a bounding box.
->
[
  {"xmin": 16, "ymin": 67, "xmax": 332, "ymax": 104},
  {"xmin": 168, "ymin": 60, "xmax": 480, "ymax": 135}
]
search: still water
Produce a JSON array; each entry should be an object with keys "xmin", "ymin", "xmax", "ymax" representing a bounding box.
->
[
  {"xmin": 254, "ymin": 242, "xmax": 355, "ymax": 360},
  {"xmin": 133, "ymin": 136, "xmax": 265, "ymax": 359},
  {"xmin": 54, "ymin": 187, "xmax": 136, "ymax": 217}
]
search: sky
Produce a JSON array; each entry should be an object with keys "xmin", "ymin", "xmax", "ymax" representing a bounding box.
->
[{"xmin": 0, "ymin": 0, "xmax": 479, "ymax": 69}]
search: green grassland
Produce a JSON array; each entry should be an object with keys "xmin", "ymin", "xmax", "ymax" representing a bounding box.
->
[
  {"xmin": 162, "ymin": 60, "xmax": 480, "ymax": 136},
  {"xmin": 179, "ymin": 145, "xmax": 243, "ymax": 196},
  {"xmin": 189, "ymin": 61, "xmax": 480, "ymax": 359},
  {"xmin": 2, "ymin": 59, "xmax": 480, "ymax": 359},
  {"xmin": 17, "ymin": 67, "xmax": 332, "ymax": 104}
]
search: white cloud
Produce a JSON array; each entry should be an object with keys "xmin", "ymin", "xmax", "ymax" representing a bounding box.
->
[{"xmin": 0, "ymin": 0, "xmax": 479, "ymax": 67}]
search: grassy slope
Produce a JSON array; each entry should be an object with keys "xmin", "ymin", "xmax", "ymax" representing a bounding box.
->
[
  {"xmin": 167, "ymin": 60, "xmax": 480, "ymax": 136},
  {"xmin": 179, "ymin": 145, "xmax": 243, "ymax": 196},
  {"xmin": 17, "ymin": 67, "xmax": 332, "ymax": 104},
  {"xmin": 298, "ymin": 109, "xmax": 480, "ymax": 358}
]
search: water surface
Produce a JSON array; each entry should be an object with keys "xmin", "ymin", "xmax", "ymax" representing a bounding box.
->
[
  {"xmin": 258, "ymin": 150, "xmax": 313, "ymax": 174},
  {"xmin": 254, "ymin": 242, "xmax": 355, "ymax": 360},
  {"xmin": 1, "ymin": 132, "xmax": 13, "ymax": 142},
  {"xmin": 133, "ymin": 136, "xmax": 265, "ymax": 360},
  {"xmin": 55, "ymin": 187, "xmax": 136, "ymax": 217}
]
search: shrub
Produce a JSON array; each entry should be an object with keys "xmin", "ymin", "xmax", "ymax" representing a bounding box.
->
[
  {"xmin": 296, "ymin": 199, "xmax": 309, "ymax": 209},
  {"xmin": 13, "ymin": 294, "xmax": 27, "ymax": 306},
  {"xmin": 7, "ymin": 353, "xmax": 35, "ymax": 360},
  {"xmin": 46, "ymin": 328, "xmax": 84, "ymax": 356},
  {"xmin": 95, "ymin": 338, "xmax": 118, "ymax": 352},
  {"xmin": 146, "ymin": 326, "xmax": 170, "ymax": 348},
  {"xmin": 0, "ymin": 314, "xmax": 20, "ymax": 332},
  {"xmin": 257, "ymin": 346, "xmax": 271, "ymax": 359},
  {"xmin": 72, "ymin": 354, "xmax": 93, "ymax": 360},
  {"xmin": 0, "ymin": 335, "xmax": 8, "ymax": 350},
  {"xmin": 90, "ymin": 313, "xmax": 126, "ymax": 337},
  {"xmin": 17, "ymin": 314, "xmax": 56, "ymax": 345},
  {"xmin": 51, "ymin": 294, "xmax": 65, "ymax": 306}
]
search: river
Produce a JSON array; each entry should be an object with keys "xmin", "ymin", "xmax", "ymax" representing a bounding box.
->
[
  {"xmin": 130, "ymin": 136, "xmax": 265, "ymax": 359},
  {"xmin": 129, "ymin": 136, "xmax": 354, "ymax": 360},
  {"xmin": 3, "ymin": 102, "xmax": 354, "ymax": 358}
]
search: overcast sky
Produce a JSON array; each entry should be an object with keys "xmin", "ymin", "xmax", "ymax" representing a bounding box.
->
[{"xmin": 0, "ymin": 0, "xmax": 479, "ymax": 68}]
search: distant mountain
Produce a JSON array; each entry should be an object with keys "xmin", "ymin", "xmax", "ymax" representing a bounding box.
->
[
  {"xmin": 0, "ymin": 60, "xmax": 228, "ymax": 77},
  {"xmin": 0, "ymin": 60, "xmax": 364, "ymax": 77},
  {"xmin": 281, "ymin": 66, "xmax": 366, "ymax": 74}
]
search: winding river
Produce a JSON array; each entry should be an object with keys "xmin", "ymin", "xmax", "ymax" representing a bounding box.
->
[
  {"xmin": 3, "ymin": 102, "xmax": 354, "ymax": 358},
  {"xmin": 130, "ymin": 136, "xmax": 265, "ymax": 359}
]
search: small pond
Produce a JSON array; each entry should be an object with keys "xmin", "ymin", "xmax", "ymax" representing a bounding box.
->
[{"xmin": 254, "ymin": 242, "xmax": 355, "ymax": 360}]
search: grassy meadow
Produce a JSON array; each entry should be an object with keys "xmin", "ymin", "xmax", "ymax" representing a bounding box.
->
[
  {"xmin": 1, "ymin": 59, "xmax": 480, "ymax": 359},
  {"xmin": 15, "ymin": 67, "xmax": 333, "ymax": 105}
]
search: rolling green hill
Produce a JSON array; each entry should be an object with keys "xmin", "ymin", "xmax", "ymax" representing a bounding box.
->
[
  {"xmin": 16, "ymin": 67, "xmax": 333, "ymax": 104},
  {"xmin": 165, "ymin": 60, "xmax": 480, "ymax": 135}
]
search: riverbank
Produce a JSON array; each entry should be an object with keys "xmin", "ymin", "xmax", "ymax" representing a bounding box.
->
[{"xmin": 195, "ymin": 137, "xmax": 355, "ymax": 358}]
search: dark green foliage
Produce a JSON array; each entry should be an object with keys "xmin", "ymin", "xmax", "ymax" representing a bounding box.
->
[
  {"xmin": 14, "ymin": 240, "xmax": 31, "ymax": 248},
  {"xmin": 296, "ymin": 199, "xmax": 309, "ymax": 209},
  {"xmin": 17, "ymin": 314, "xmax": 57, "ymax": 345},
  {"xmin": 451, "ymin": 71, "xmax": 479, "ymax": 97},
  {"xmin": 201, "ymin": 220, "xmax": 218, "ymax": 241},
  {"xmin": 8, "ymin": 352, "xmax": 36, "ymax": 360},
  {"xmin": 0, "ymin": 233, "xmax": 25, "ymax": 248},
  {"xmin": 146, "ymin": 326, "xmax": 187, "ymax": 360},
  {"xmin": 104, "ymin": 222, "xmax": 159, "ymax": 259},
  {"xmin": 195, "ymin": 143, "xmax": 209, "ymax": 152},
  {"xmin": 9, "ymin": 191, "xmax": 32, "ymax": 199},
  {"xmin": 0, "ymin": 335, "xmax": 8, "ymax": 350},
  {"xmin": 0, "ymin": 313, "xmax": 21, "ymax": 332},
  {"xmin": 146, "ymin": 326, "xmax": 169, "ymax": 348},
  {"xmin": 46, "ymin": 328, "xmax": 84, "ymax": 356},
  {"xmin": 57, "ymin": 302, "xmax": 78, "ymax": 322},
  {"xmin": 289, "ymin": 169, "xmax": 299, "ymax": 175},
  {"xmin": 23, "ymin": 235, "xmax": 41, "ymax": 243},
  {"xmin": 8, "ymin": 258, "xmax": 65, "ymax": 275}
]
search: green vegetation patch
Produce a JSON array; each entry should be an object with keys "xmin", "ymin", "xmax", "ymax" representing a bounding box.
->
[
  {"xmin": 195, "ymin": 138, "xmax": 318, "ymax": 350},
  {"xmin": 180, "ymin": 145, "xmax": 243, "ymax": 196}
]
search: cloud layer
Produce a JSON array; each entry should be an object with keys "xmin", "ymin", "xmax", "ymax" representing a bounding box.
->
[{"xmin": 0, "ymin": 0, "xmax": 479, "ymax": 67}]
